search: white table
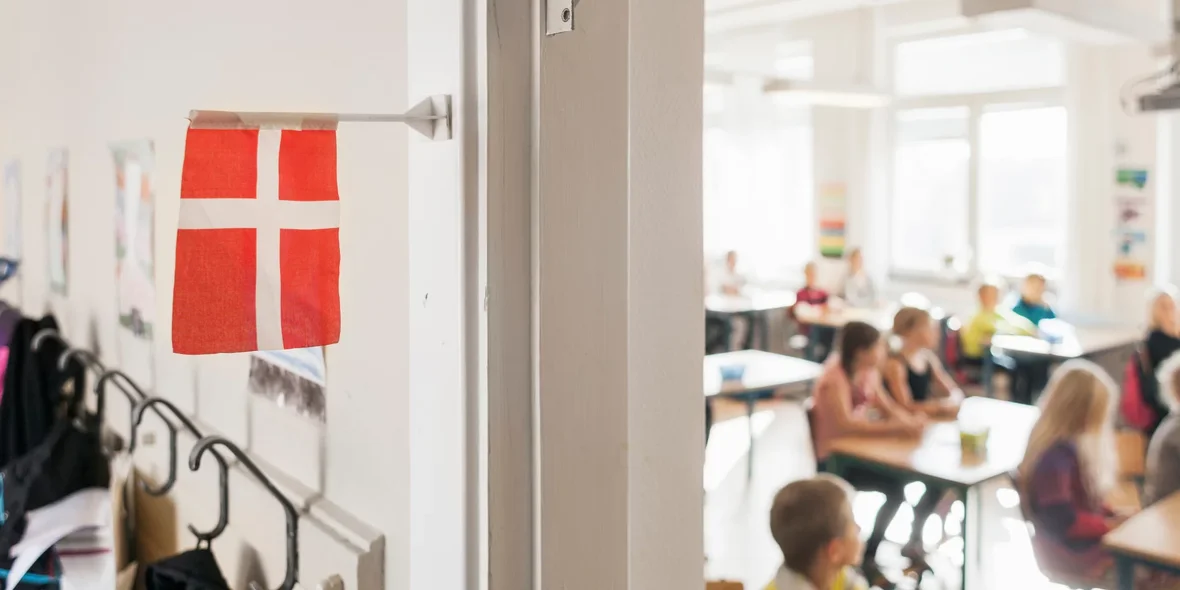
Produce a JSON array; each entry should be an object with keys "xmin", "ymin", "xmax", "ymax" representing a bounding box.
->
[
  {"xmin": 991, "ymin": 326, "xmax": 1140, "ymax": 361},
  {"xmin": 705, "ymin": 291, "xmax": 797, "ymax": 351},
  {"xmin": 792, "ymin": 304, "xmax": 895, "ymax": 331},
  {"xmin": 704, "ymin": 350, "xmax": 823, "ymax": 479}
]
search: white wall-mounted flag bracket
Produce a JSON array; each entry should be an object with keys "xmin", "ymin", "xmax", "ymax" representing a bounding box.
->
[
  {"xmin": 546, "ymin": 0, "xmax": 579, "ymax": 36},
  {"xmin": 187, "ymin": 94, "xmax": 453, "ymax": 141}
]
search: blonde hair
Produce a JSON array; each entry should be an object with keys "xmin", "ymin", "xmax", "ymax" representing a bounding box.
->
[
  {"xmin": 769, "ymin": 475, "xmax": 855, "ymax": 573},
  {"xmin": 1019, "ymin": 360, "xmax": 1117, "ymax": 499},
  {"xmin": 892, "ymin": 307, "xmax": 931, "ymax": 337},
  {"xmin": 1148, "ymin": 286, "xmax": 1179, "ymax": 331},
  {"xmin": 1158, "ymin": 351, "xmax": 1180, "ymax": 414}
]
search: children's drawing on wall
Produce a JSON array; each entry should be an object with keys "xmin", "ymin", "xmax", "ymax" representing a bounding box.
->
[
  {"xmin": 46, "ymin": 149, "xmax": 68, "ymax": 295},
  {"xmin": 247, "ymin": 348, "xmax": 327, "ymax": 423},
  {"xmin": 3, "ymin": 160, "xmax": 21, "ymax": 259},
  {"xmin": 111, "ymin": 140, "xmax": 156, "ymax": 340}
]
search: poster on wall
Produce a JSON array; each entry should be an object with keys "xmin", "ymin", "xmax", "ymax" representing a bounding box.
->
[
  {"xmin": 46, "ymin": 149, "xmax": 68, "ymax": 295},
  {"xmin": 1113, "ymin": 168, "xmax": 1150, "ymax": 282},
  {"xmin": 247, "ymin": 348, "xmax": 327, "ymax": 424},
  {"xmin": 3, "ymin": 160, "xmax": 21, "ymax": 259},
  {"xmin": 111, "ymin": 140, "xmax": 156, "ymax": 341},
  {"xmin": 818, "ymin": 182, "xmax": 846, "ymax": 258}
]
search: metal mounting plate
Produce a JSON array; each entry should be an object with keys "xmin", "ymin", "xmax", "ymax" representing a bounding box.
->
[{"xmin": 546, "ymin": 0, "xmax": 574, "ymax": 36}]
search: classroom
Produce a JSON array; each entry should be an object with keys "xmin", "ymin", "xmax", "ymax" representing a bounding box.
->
[
  {"xmin": 0, "ymin": 0, "xmax": 1178, "ymax": 589},
  {"xmin": 703, "ymin": 1, "xmax": 1180, "ymax": 589}
]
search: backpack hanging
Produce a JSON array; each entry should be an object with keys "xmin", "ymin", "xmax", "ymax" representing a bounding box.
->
[{"xmin": 1121, "ymin": 345, "xmax": 1159, "ymax": 431}]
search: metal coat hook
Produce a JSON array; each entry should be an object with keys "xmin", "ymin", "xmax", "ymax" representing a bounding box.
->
[
  {"xmin": 58, "ymin": 347, "xmax": 105, "ymax": 373},
  {"xmin": 30, "ymin": 328, "xmax": 64, "ymax": 352},
  {"xmin": 94, "ymin": 369, "xmax": 149, "ymax": 422},
  {"xmin": 190, "ymin": 436, "xmax": 299, "ymax": 590},
  {"xmin": 130, "ymin": 397, "xmax": 230, "ymax": 545}
]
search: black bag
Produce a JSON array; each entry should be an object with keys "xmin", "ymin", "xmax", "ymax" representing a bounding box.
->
[{"xmin": 145, "ymin": 548, "xmax": 230, "ymax": 590}]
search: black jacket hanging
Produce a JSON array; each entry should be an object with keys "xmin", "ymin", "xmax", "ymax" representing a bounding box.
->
[
  {"xmin": 144, "ymin": 548, "xmax": 231, "ymax": 590},
  {"xmin": 0, "ymin": 315, "xmax": 86, "ymax": 468}
]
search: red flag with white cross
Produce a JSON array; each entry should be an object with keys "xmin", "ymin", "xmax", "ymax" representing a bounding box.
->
[{"xmin": 173, "ymin": 112, "xmax": 341, "ymax": 355}]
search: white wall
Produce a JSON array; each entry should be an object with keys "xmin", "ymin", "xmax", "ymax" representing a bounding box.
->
[{"xmin": 0, "ymin": 1, "xmax": 468, "ymax": 588}]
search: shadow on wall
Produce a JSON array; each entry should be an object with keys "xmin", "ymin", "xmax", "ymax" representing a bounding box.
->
[{"xmin": 236, "ymin": 544, "xmax": 267, "ymax": 590}]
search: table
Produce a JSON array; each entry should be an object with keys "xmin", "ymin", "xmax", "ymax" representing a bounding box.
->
[
  {"xmin": 793, "ymin": 305, "xmax": 894, "ymax": 331},
  {"xmin": 704, "ymin": 350, "xmax": 823, "ymax": 479},
  {"xmin": 706, "ymin": 291, "xmax": 797, "ymax": 351},
  {"xmin": 991, "ymin": 326, "xmax": 1140, "ymax": 362},
  {"xmin": 826, "ymin": 397, "xmax": 1040, "ymax": 590},
  {"xmin": 1104, "ymin": 490, "xmax": 1180, "ymax": 589}
]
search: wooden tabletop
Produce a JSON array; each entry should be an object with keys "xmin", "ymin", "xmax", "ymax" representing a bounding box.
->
[
  {"xmin": 828, "ymin": 396, "xmax": 1040, "ymax": 488},
  {"xmin": 991, "ymin": 326, "xmax": 1140, "ymax": 360},
  {"xmin": 1104, "ymin": 490, "xmax": 1180, "ymax": 568},
  {"xmin": 705, "ymin": 290, "xmax": 797, "ymax": 314},
  {"xmin": 704, "ymin": 350, "xmax": 823, "ymax": 398}
]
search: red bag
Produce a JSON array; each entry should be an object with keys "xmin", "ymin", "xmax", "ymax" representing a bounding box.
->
[{"xmin": 1122, "ymin": 347, "xmax": 1158, "ymax": 431}]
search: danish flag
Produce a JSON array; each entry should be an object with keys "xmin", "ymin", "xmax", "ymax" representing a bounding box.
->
[{"xmin": 172, "ymin": 112, "xmax": 341, "ymax": 355}]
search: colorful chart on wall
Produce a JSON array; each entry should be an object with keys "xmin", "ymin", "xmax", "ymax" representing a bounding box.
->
[
  {"xmin": 248, "ymin": 348, "xmax": 327, "ymax": 423},
  {"xmin": 46, "ymin": 149, "xmax": 68, "ymax": 296},
  {"xmin": 818, "ymin": 182, "xmax": 847, "ymax": 258},
  {"xmin": 1113, "ymin": 167, "xmax": 1150, "ymax": 282},
  {"xmin": 3, "ymin": 160, "xmax": 21, "ymax": 259},
  {"xmin": 111, "ymin": 140, "xmax": 156, "ymax": 341}
]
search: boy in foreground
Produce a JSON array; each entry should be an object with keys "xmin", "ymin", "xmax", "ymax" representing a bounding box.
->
[{"xmin": 767, "ymin": 476, "xmax": 869, "ymax": 590}]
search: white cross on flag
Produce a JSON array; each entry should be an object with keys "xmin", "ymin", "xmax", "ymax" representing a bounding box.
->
[{"xmin": 173, "ymin": 112, "xmax": 341, "ymax": 355}]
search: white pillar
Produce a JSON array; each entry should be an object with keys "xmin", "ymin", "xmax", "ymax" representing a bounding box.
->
[{"xmin": 534, "ymin": 0, "xmax": 704, "ymax": 588}]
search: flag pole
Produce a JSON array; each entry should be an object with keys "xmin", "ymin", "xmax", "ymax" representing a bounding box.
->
[{"xmin": 189, "ymin": 94, "xmax": 452, "ymax": 141}]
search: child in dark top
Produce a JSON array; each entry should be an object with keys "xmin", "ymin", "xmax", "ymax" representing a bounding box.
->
[
  {"xmin": 882, "ymin": 307, "xmax": 962, "ymax": 570},
  {"xmin": 796, "ymin": 261, "xmax": 830, "ymax": 307},
  {"xmin": 1143, "ymin": 289, "xmax": 1180, "ymax": 432},
  {"xmin": 795, "ymin": 262, "xmax": 834, "ymax": 361},
  {"xmin": 1018, "ymin": 361, "xmax": 1123, "ymax": 586},
  {"xmin": 1146, "ymin": 288, "xmax": 1180, "ymax": 371}
]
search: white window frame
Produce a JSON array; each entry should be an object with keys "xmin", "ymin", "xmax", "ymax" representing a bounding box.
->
[{"xmin": 888, "ymin": 86, "xmax": 1066, "ymax": 285}]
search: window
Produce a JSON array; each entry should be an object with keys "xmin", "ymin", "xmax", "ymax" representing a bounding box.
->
[
  {"xmin": 703, "ymin": 108, "xmax": 813, "ymax": 283},
  {"xmin": 892, "ymin": 108, "xmax": 970, "ymax": 273},
  {"xmin": 889, "ymin": 29, "xmax": 1066, "ymax": 279},
  {"xmin": 894, "ymin": 29, "xmax": 1064, "ymax": 97},
  {"xmin": 977, "ymin": 105, "xmax": 1067, "ymax": 276}
]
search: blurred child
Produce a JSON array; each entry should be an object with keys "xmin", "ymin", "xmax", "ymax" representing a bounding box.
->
[
  {"xmin": 840, "ymin": 249, "xmax": 876, "ymax": 308},
  {"xmin": 886, "ymin": 307, "xmax": 964, "ymax": 416},
  {"xmin": 796, "ymin": 261, "xmax": 830, "ymax": 308},
  {"xmin": 796, "ymin": 262, "xmax": 833, "ymax": 361},
  {"xmin": 884, "ymin": 307, "xmax": 962, "ymax": 565},
  {"xmin": 1140, "ymin": 288, "xmax": 1180, "ymax": 432},
  {"xmin": 1147, "ymin": 352, "xmax": 1180, "ymax": 506},
  {"xmin": 767, "ymin": 476, "xmax": 868, "ymax": 590},
  {"xmin": 1011, "ymin": 273, "xmax": 1056, "ymax": 327},
  {"xmin": 811, "ymin": 322, "xmax": 925, "ymax": 586},
  {"xmin": 1146, "ymin": 287, "xmax": 1180, "ymax": 372},
  {"xmin": 1017, "ymin": 361, "xmax": 1122, "ymax": 586},
  {"xmin": 960, "ymin": 282, "xmax": 1039, "ymax": 403},
  {"xmin": 719, "ymin": 250, "xmax": 746, "ymax": 296}
]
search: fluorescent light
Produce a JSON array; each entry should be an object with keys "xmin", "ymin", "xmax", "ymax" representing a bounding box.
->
[{"xmin": 763, "ymin": 78, "xmax": 891, "ymax": 109}]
